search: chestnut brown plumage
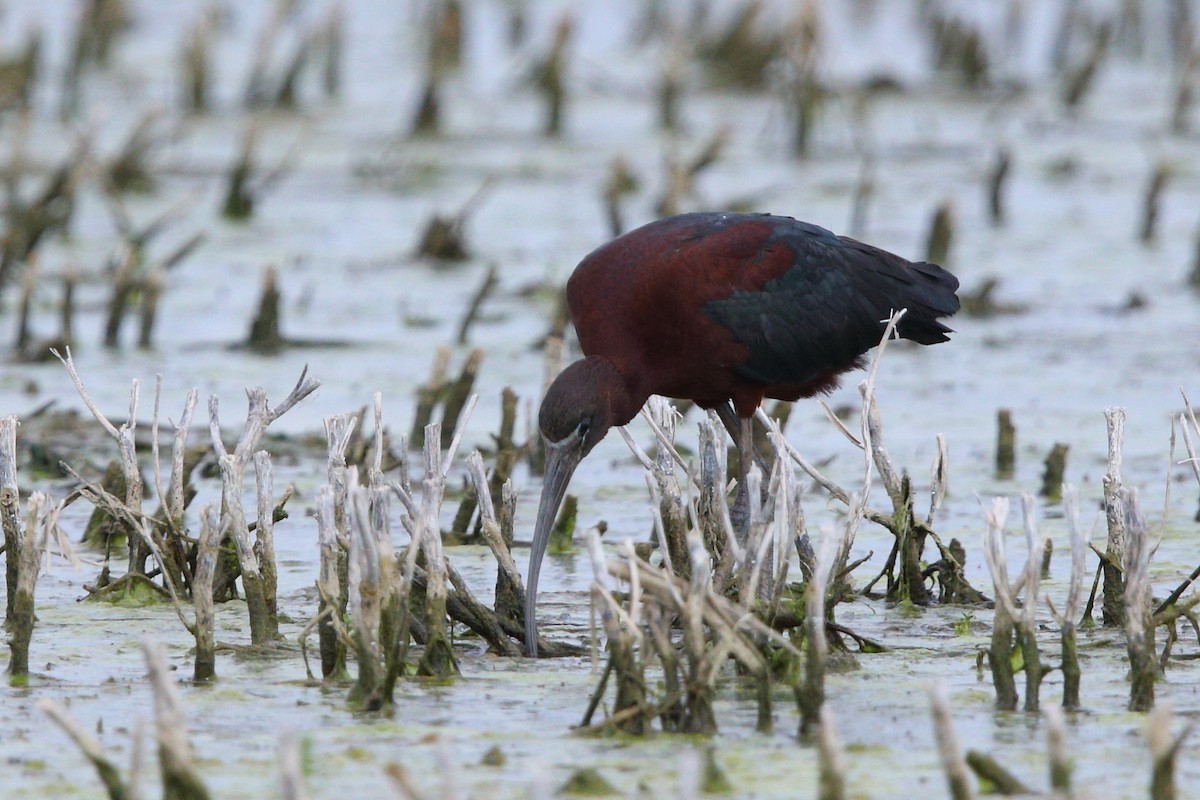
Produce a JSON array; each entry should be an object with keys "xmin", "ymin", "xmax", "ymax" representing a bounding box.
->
[{"xmin": 527, "ymin": 212, "xmax": 960, "ymax": 656}]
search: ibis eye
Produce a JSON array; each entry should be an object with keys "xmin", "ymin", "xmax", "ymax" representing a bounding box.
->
[{"xmin": 576, "ymin": 419, "xmax": 591, "ymax": 439}]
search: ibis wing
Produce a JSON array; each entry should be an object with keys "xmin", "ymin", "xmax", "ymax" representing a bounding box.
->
[{"xmin": 703, "ymin": 230, "xmax": 960, "ymax": 386}]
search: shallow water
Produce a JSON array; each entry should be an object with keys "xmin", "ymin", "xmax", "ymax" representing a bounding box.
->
[{"xmin": 2, "ymin": 1, "xmax": 1200, "ymax": 798}]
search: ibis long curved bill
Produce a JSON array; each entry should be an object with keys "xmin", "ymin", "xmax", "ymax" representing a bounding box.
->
[{"xmin": 525, "ymin": 438, "xmax": 583, "ymax": 657}]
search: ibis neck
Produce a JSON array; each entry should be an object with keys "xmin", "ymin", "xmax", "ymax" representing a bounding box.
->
[{"xmin": 589, "ymin": 356, "xmax": 647, "ymax": 428}]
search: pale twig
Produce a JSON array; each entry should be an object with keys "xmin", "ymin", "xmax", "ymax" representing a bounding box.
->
[
  {"xmin": 167, "ymin": 388, "xmax": 199, "ymax": 526},
  {"xmin": 818, "ymin": 399, "xmax": 861, "ymax": 448},
  {"xmin": 53, "ymin": 346, "xmax": 120, "ymax": 438},
  {"xmin": 1179, "ymin": 392, "xmax": 1200, "ymax": 489},
  {"xmin": 1148, "ymin": 703, "xmax": 1193, "ymax": 800},
  {"xmin": 67, "ymin": 468, "xmax": 193, "ymax": 636},
  {"xmin": 637, "ymin": 404, "xmax": 690, "ymax": 473},
  {"xmin": 602, "ymin": 550, "xmax": 795, "ymax": 665},
  {"xmin": 143, "ymin": 640, "xmax": 209, "ymax": 797},
  {"xmin": 929, "ymin": 684, "xmax": 975, "ymax": 800},
  {"xmin": 383, "ymin": 763, "xmax": 429, "ymax": 800},
  {"xmin": 466, "ymin": 451, "xmax": 525, "ymax": 602},
  {"xmin": 54, "ymin": 348, "xmax": 145, "ymax": 578},
  {"xmin": 618, "ymin": 427, "xmax": 655, "ymax": 472},
  {"xmin": 644, "ymin": 473, "xmax": 677, "ymax": 579},
  {"xmin": 1044, "ymin": 705, "xmax": 1071, "ymax": 793},
  {"xmin": 369, "ymin": 392, "xmax": 385, "ymax": 487},
  {"xmin": 441, "ymin": 393, "xmax": 479, "ymax": 477},
  {"xmin": 151, "ymin": 376, "xmax": 165, "ymax": 521},
  {"xmin": 980, "ymin": 497, "xmax": 1016, "ymax": 617},
  {"xmin": 928, "ymin": 434, "xmax": 948, "ymax": 527},
  {"xmin": 38, "ymin": 699, "xmax": 133, "ymax": 800},
  {"xmin": 1122, "ymin": 488, "xmax": 1155, "ymax": 711},
  {"xmin": 817, "ymin": 705, "xmax": 848, "ymax": 800},
  {"xmin": 2, "ymin": 416, "xmax": 24, "ymax": 615},
  {"xmin": 1062, "ymin": 485, "xmax": 1089, "ymax": 621},
  {"xmin": 278, "ymin": 733, "xmax": 311, "ymax": 800}
]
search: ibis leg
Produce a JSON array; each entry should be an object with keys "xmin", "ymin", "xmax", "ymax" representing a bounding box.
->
[{"xmin": 715, "ymin": 403, "xmax": 768, "ymax": 538}]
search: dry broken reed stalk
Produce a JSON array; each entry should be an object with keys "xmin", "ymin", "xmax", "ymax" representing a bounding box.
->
[
  {"xmin": 55, "ymin": 347, "xmax": 145, "ymax": 582},
  {"xmin": 583, "ymin": 530, "xmax": 646, "ymax": 734},
  {"xmin": 1148, "ymin": 703, "xmax": 1193, "ymax": 800},
  {"xmin": 309, "ymin": 412, "xmax": 357, "ymax": 681},
  {"xmin": 1, "ymin": 415, "xmax": 22, "ymax": 618},
  {"xmin": 965, "ymin": 750, "xmax": 1031, "ymax": 795},
  {"xmin": 60, "ymin": 0, "xmax": 131, "ymax": 118},
  {"xmin": 1044, "ymin": 705, "xmax": 1072, "ymax": 793},
  {"xmin": 655, "ymin": 127, "xmax": 729, "ymax": 217},
  {"xmin": 697, "ymin": 418, "xmax": 738, "ymax": 594},
  {"xmin": 65, "ymin": 366, "xmax": 299, "ymax": 680},
  {"xmin": 222, "ymin": 128, "xmax": 258, "ymax": 220},
  {"xmin": 411, "ymin": 0, "xmax": 460, "ymax": 135},
  {"xmin": 48, "ymin": 367, "xmax": 228, "ymax": 678},
  {"xmin": 415, "ymin": 183, "xmax": 491, "ymax": 263},
  {"xmin": 986, "ymin": 147, "xmax": 1011, "ymax": 227},
  {"xmin": 817, "ymin": 705, "xmax": 847, "ymax": 800},
  {"xmin": 279, "ymin": 732, "xmax": 312, "ymax": 800},
  {"xmin": 601, "ymin": 156, "xmax": 638, "ymax": 238},
  {"xmin": 106, "ymin": 110, "xmax": 165, "ymax": 193},
  {"xmin": 1170, "ymin": 52, "xmax": 1197, "ymax": 134},
  {"xmin": 38, "ymin": 697, "xmax": 136, "ymax": 799},
  {"xmin": 1, "ymin": 417, "xmax": 65, "ymax": 686},
  {"xmin": 311, "ymin": 485, "xmax": 348, "ymax": 680},
  {"xmin": 192, "ymin": 506, "xmax": 219, "ymax": 681},
  {"xmin": 784, "ymin": 0, "xmax": 822, "ymax": 158},
  {"xmin": 1016, "ymin": 495, "xmax": 1046, "ymax": 712},
  {"xmin": 1139, "ymin": 162, "xmax": 1170, "ymax": 244},
  {"xmin": 658, "ymin": 38, "xmax": 685, "ymax": 134},
  {"xmin": 144, "ymin": 639, "xmax": 212, "ymax": 800},
  {"xmin": 347, "ymin": 485, "xmax": 390, "ymax": 708},
  {"xmin": 455, "ymin": 264, "xmax": 498, "ymax": 345},
  {"xmin": 411, "ymin": 346, "xmax": 451, "ymax": 445},
  {"xmin": 414, "ymin": 426, "xmax": 459, "ymax": 676},
  {"xmin": 180, "ymin": 11, "xmax": 213, "ymax": 113},
  {"xmin": 929, "ymin": 684, "xmax": 975, "ymax": 800},
  {"xmin": 318, "ymin": 2, "xmax": 345, "ymax": 99},
  {"xmin": 46, "ymin": 631, "xmax": 349, "ymax": 800},
  {"xmin": 697, "ymin": 0, "xmax": 782, "ymax": 88},
  {"xmin": 1122, "ymin": 488, "xmax": 1156, "ymax": 712},
  {"xmin": 1062, "ymin": 21, "xmax": 1111, "ymax": 110},
  {"xmin": 1102, "ymin": 407, "xmax": 1127, "ymax": 626},
  {"xmin": 221, "ymin": 127, "xmax": 295, "ymax": 222},
  {"xmin": 995, "ymin": 408, "xmax": 1016, "ymax": 478},
  {"xmin": 925, "ymin": 200, "xmax": 954, "ymax": 265},
  {"xmin": 789, "ymin": 310, "xmax": 977, "ymax": 607},
  {"xmin": 6, "ymin": 489, "xmax": 62, "ymax": 681},
  {"xmin": 1040, "ymin": 442, "xmax": 1068, "ymax": 502},
  {"xmin": 533, "ymin": 15, "xmax": 572, "ymax": 137},
  {"xmin": 374, "ymin": 400, "xmax": 479, "ymax": 677},
  {"xmin": 0, "ymin": 136, "xmax": 83, "ymax": 303},
  {"xmin": 246, "ymin": 266, "xmax": 284, "ymax": 353},
  {"xmin": 980, "ymin": 497, "xmax": 1018, "ymax": 711},
  {"xmin": 0, "ymin": 31, "xmax": 40, "ymax": 114},
  {"xmin": 582, "ymin": 525, "xmax": 780, "ymax": 737},
  {"xmin": 796, "ymin": 526, "xmax": 841, "ymax": 738},
  {"xmin": 1050, "ymin": 486, "xmax": 1088, "ymax": 709},
  {"xmin": 620, "ymin": 398, "xmax": 690, "ymax": 580},
  {"xmin": 466, "ymin": 450, "xmax": 524, "ymax": 622},
  {"xmin": 406, "ymin": 347, "xmax": 483, "ymax": 447},
  {"xmin": 209, "ymin": 369, "xmax": 318, "ymax": 645},
  {"xmin": 449, "ymin": 398, "xmax": 498, "ymax": 539}
]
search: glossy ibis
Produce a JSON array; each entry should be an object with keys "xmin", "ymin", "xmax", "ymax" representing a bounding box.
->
[{"xmin": 526, "ymin": 212, "xmax": 959, "ymax": 655}]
